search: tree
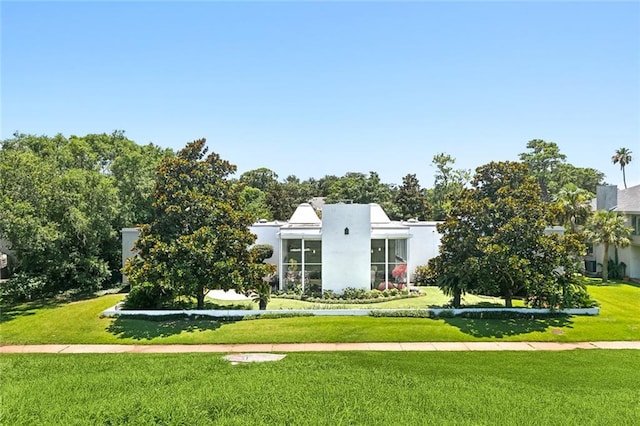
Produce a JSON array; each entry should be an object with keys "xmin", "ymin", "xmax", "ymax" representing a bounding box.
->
[
  {"xmin": 0, "ymin": 132, "xmax": 170, "ymax": 291},
  {"xmin": 612, "ymin": 148, "xmax": 633, "ymax": 189},
  {"xmin": 395, "ymin": 174, "xmax": 427, "ymax": 220},
  {"xmin": 238, "ymin": 186, "xmax": 272, "ymax": 222},
  {"xmin": 519, "ymin": 139, "xmax": 567, "ymax": 202},
  {"xmin": 432, "ymin": 161, "xmax": 585, "ymax": 308},
  {"xmin": 553, "ymin": 164, "xmax": 605, "ymax": 195},
  {"xmin": 431, "ymin": 188, "xmax": 482, "ymax": 308},
  {"xmin": 426, "ymin": 153, "xmax": 470, "ymax": 220},
  {"xmin": 264, "ymin": 176, "xmax": 312, "ymax": 220},
  {"xmin": 239, "ymin": 167, "xmax": 279, "ymax": 192},
  {"xmin": 123, "ymin": 139, "xmax": 258, "ymax": 309},
  {"xmin": 519, "ymin": 139, "xmax": 606, "ymax": 199},
  {"xmin": 325, "ymin": 172, "xmax": 393, "ymax": 205},
  {"xmin": 554, "ymin": 184, "xmax": 593, "ymax": 233},
  {"xmin": 584, "ymin": 211, "xmax": 632, "ymax": 282}
]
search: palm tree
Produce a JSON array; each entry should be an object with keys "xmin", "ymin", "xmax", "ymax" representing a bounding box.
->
[
  {"xmin": 584, "ymin": 211, "xmax": 632, "ymax": 282},
  {"xmin": 612, "ymin": 148, "xmax": 633, "ymax": 189},
  {"xmin": 554, "ymin": 184, "xmax": 592, "ymax": 233}
]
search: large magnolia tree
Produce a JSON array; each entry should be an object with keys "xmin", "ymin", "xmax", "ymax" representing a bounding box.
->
[
  {"xmin": 124, "ymin": 139, "xmax": 269, "ymax": 309},
  {"xmin": 433, "ymin": 161, "xmax": 587, "ymax": 308}
]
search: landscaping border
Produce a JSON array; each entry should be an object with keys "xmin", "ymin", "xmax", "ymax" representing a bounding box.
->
[{"xmin": 101, "ymin": 305, "xmax": 599, "ymax": 318}]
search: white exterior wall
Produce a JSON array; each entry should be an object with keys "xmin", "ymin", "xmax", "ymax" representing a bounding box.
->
[
  {"xmin": 609, "ymin": 243, "xmax": 640, "ymax": 279},
  {"xmin": 629, "ymin": 244, "xmax": 640, "ymax": 279},
  {"xmin": 121, "ymin": 228, "xmax": 141, "ymax": 284},
  {"xmin": 590, "ymin": 242, "xmax": 640, "ymax": 279},
  {"xmin": 249, "ymin": 224, "xmax": 280, "ymax": 268},
  {"xmin": 407, "ymin": 223, "xmax": 442, "ymax": 282},
  {"xmin": 321, "ymin": 204, "xmax": 371, "ymax": 294}
]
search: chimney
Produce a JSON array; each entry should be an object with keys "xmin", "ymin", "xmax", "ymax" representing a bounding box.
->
[{"xmin": 596, "ymin": 185, "xmax": 618, "ymax": 211}]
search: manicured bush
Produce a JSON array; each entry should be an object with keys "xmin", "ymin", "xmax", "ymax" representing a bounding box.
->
[
  {"xmin": 369, "ymin": 309, "xmax": 433, "ymax": 318},
  {"xmin": 122, "ymin": 282, "xmax": 173, "ymax": 309},
  {"xmin": 250, "ymin": 244, "xmax": 274, "ymax": 263}
]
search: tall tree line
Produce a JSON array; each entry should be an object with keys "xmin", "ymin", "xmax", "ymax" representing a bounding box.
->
[
  {"xmin": 1, "ymin": 132, "xmax": 611, "ymax": 300},
  {"xmin": 0, "ymin": 131, "xmax": 172, "ymax": 297}
]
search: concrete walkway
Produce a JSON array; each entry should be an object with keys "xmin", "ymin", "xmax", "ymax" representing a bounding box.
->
[{"xmin": 1, "ymin": 341, "xmax": 639, "ymax": 354}]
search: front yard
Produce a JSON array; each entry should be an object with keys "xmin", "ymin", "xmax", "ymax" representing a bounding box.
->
[{"xmin": 1, "ymin": 280, "xmax": 638, "ymax": 345}]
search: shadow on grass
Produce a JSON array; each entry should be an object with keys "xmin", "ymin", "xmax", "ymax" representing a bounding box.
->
[
  {"xmin": 106, "ymin": 316, "xmax": 228, "ymax": 340},
  {"xmin": 0, "ymin": 285, "xmax": 126, "ymax": 324},
  {"xmin": 442, "ymin": 316, "xmax": 574, "ymax": 338},
  {"xmin": 0, "ymin": 299, "xmax": 65, "ymax": 324}
]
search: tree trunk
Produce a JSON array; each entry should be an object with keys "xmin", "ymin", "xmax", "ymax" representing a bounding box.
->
[
  {"xmin": 197, "ymin": 290, "xmax": 205, "ymax": 309},
  {"xmin": 505, "ymin": 291, "xmax": 513, "ymax": 308},
  {"xmin": 623, "ymin": 167, "xmax": 627, "ymax": 189},
  {"xmin": 602, "ymin": 242, "xmax": 610, "ymax": 282},
  {"xmin": 453, "ymin": 289, "xmax": 461, "ymax": 308},
  {"xmin": 259, "ymin": 299, "xmax": 267, "ymax": 310}
]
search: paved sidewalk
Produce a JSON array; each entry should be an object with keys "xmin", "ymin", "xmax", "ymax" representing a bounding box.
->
[{"xmin": 1, "ymin": 341, "xmax": 639, "ymax": 354}]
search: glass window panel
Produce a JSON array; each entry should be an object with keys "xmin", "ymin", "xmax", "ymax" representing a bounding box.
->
[
  {"xmin": 283, "ymin": 239, "xmax": 302, "ymax": 264},
  {"xmin": 388, "ymin": 239, "xmax": 407, "ymax": 263},
  {"xmin": 305, "ymin": 264, "xmax": 322, "ymax": 296},
  {"xmin": 371, "ymin": 239, "xmax": 385, "ymax": 263},
  {"xmin": 305, "ymin": 240, "xmax": 322, "ymax": 264}
]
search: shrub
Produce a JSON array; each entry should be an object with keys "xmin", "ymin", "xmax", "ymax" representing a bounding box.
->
[
  {"xmin": 370, "ymin": 309, "xmax": 432, "ymax": 318},
  {"xmin": 0, "ymin": 273, "xmax": 47, "ymax": 302},
  {"xmin": 342, "ymin": 287, "xmax": 358, "ymax": 300},
  {"xmin": 528, "ymin": 274, "xmax": 598, "ymax": 309},
  {"xmin": 414, "ymin": 263, "xmax": 438, "ymax": 286},
  {"xmin": 122, "ymin": 282, "xmax": 174, "ymax": 309},
  {"xmin": 322, "ymin": 290, "xmax": 337, "ymax": 299},
  {"xmin": 370, "ymin": 289, "xmax": 381, "ymax": 298},
  {"xmin": 250, "ymin": 244, "xmax": 274, "ymax": 263}
]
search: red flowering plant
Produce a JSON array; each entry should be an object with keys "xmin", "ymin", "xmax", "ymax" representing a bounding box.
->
[{"xmin": 392, "ymin": 263, "xmax": 407, "ymax": 289}]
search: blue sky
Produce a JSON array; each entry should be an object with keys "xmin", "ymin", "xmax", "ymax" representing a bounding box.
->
[{"xmin": 2, "ymin": 1, "xmax": 639, "ymax": 189}]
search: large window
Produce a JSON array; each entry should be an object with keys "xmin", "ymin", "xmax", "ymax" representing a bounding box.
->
[
  {"xmin": 371, "ymin": 239, "xmax": 407, "ymax": 290},
  {"xmin": 631, "ymin": 215, "xmax": 640, "ymax": 236},
  {"xmin": 282, "ymin": 239, "xmax": 322, "ymax": 296}
]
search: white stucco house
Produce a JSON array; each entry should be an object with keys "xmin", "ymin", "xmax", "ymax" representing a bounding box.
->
[
  {"xmin": 585, "ymin": 184, "xmax": 640, "ymax": 279},
  {"xmin": 122, "ymin": 202, "xmax": 442, "ymax": 294}
]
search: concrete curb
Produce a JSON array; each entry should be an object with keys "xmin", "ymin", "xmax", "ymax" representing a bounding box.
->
[{"xmin": 2, "ymin": 341, "xmax": 639, "ymax": 354}]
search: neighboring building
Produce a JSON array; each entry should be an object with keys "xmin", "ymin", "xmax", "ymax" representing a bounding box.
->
[
  {"xmin": 585, "ymin": 185, "xmax": 640, "ymax": 279},
  {"xmin": 0, "ymin": 240, "xmax": 14, "ymax": 279},
  {"xmin": 121, "ymin": 228, "xmax": 141, "ymax": 284},
  {"xmin": 122, "ymin": 203, "xmax": 443, "ymax": 294}
]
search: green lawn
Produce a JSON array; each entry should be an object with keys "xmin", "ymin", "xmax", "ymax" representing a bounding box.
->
[
  {"xmin": 1, "ymin": 281, "xmax": 638, "ymax": 344},
  {"xmin": 217, "ymin": 286, "xmax": 524, "ymax": 310},
  {"xmin": 2, "ymin": 351, "xmax": 638, "ymax": 425}
]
